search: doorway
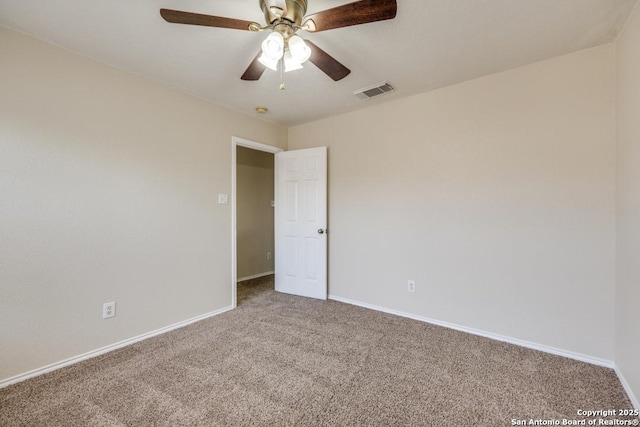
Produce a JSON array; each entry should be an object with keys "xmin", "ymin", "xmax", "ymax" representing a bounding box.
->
[{"xmin": 231, "ymin": 137, "xmax": 282, "ymax": 308}]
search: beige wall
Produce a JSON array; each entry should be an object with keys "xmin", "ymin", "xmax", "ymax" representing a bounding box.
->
[
  {"xmin": 616, "ymin": 4, "xmax": 640, "ymax": 407},
  {"xmin": 0, "ymin": 27, "xmax": 286, "ymax": 382},
  {"xmin": 236, "ymin": 147, "xmax": 275, "ymax": 279},
  {"xmin": 289, "ymin": 45, "xmax": 616, "ymax": 361}
]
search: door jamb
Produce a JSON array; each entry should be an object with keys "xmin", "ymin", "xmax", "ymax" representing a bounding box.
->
[{"xmin": 231, "ymin": 136, "xmax": 283, "ymax": 308}]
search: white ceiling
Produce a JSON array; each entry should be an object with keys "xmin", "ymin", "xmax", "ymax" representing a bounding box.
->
[{"xmin": 0, "ymin": 0, "xmax": 637, "ymax": 126}]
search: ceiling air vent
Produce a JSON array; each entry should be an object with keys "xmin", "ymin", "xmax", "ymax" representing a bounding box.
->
[{"xmin": 353, "ymin": 82, "xmax": 396, "ymax": 100}]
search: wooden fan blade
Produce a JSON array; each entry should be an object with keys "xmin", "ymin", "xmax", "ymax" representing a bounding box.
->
[
  {"xmin": 302, "ymin": 0, "xmax": 397, "ymax": 32},
  {"xmin": 306, "ymin": 40, "xmax": 351, "ymax": 81},
  {"xmin": 241, "ymin": 52, "xmax": 267, "ymax": 81},
  {"xmin": 160, "ymin": 9, "xmax": 257, "ymax": 31}
]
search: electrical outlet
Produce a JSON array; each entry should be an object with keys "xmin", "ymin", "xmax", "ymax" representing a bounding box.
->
[
  {"xmin": 267, "ymin": 252, "xmax": 272, "ymax": 260},
  {"xmin": 408, "ymin": 280, "xmax": 416, "ymax": 293},
  {"xmin": 103, "ymin": 301, "xmax": 116, "ymax": 319}
]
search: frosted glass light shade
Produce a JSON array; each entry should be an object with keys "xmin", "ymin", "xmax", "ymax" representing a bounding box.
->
[
  {"xmin": 261, "ymin": 32, "xmax": 284, "ymax": 60},
  {"xmin": 284, "ymin": 51, "xmax": 303, "ymax": 72},
  {"xmin": 288, "ymin": 35, "xmax": 311, "ymax": 64},
  {"xmin": 258, "ymin": 52, "xmax": 279, "ymax": 71}
]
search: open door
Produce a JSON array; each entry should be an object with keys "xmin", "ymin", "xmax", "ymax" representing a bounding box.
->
[{"xmin": 275, "ymin": 147, "xmax": 327, "ymax": 300}]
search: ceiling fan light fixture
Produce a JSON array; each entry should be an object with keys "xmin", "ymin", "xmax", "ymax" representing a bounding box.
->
[
  {"xmin": 161, "ymin": 0, "xmax": 399, "ymax": 84},
  {"xmin": 288, "ymin": 35, "xmax": 311, "ymax": 64},
  {"xmin": 258, "ymin": 52, "xmax": 279, "ymax": 71},
  {"xmin": 283, "ymin": 51, "xmax": 304, "ymax": 72},
  {"xmin": 261, "ymin": 32, "xmax": 285, "ymax": 60}
]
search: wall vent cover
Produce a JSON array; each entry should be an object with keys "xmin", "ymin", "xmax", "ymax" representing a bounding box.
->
[{"xmin": 353, "ymin": 82, "xmax": 396, "ymax": 100}]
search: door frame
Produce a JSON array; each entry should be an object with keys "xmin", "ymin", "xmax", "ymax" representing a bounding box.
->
[{"xmin": 231, "ymin": 136, "xmax": 283, "ymax": 308}]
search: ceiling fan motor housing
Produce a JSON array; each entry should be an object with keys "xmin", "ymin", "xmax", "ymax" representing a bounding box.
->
[{"xmin": 261, "ymin": 0, "xmax": 308, "ymax": 26}]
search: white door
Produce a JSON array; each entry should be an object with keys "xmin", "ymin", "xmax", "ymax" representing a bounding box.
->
[{"xmin": 275, "ymin": 147, "xmax": 327, "ymax": 300}]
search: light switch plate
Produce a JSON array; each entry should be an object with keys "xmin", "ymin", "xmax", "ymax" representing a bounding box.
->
[{"xmin": 218, "ymin": 193, "xmax": 229, "ymax": 205}]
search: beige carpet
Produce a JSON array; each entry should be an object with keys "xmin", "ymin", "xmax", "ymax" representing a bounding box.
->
[{"xmin": 1, "ymin": 275, "xmax": 635, "ymax": 426}]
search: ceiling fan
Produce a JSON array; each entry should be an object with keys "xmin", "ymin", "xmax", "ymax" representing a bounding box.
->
[{"xmin": 160, "ymin": 0, "xmax": 397, "ymax": 83}]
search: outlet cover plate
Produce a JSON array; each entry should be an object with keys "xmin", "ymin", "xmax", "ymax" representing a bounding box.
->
[
  {"xmin": 103, "ymin": 301, "xmax": 116, "ymax": 319},
  {"xmin": 408, "ymin": 280, "xmax": 416, "ymax": 293}
]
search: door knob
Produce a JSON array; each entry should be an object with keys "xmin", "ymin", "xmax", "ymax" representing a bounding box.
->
[{"xmin": 318, "ymin": 229, "xmax": 325, "ymax": 234}]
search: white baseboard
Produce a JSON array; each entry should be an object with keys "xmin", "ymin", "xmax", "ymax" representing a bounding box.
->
[
  {"xmin": 6, "ymin": 295, "xmax": 637, "ymax": 412},
  {"xmin": 333, "ymin": 294, "xmax": 640, "ymax": 407},
  {"xmin": 328, "ymin": 294, "xmax": 614, "ymax": 369},
  {"xmin": 0, "ymin": 305, "xmax": 234, "ymax": 389},
  {"xmin": 237, "ymin": 271, "xmax": 274, "ymax": 282},
  {"xmin": 615, "ymin": 365, "xmax": 640, "ymax": 410}
]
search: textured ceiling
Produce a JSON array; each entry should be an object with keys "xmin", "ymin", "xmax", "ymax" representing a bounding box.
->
[{"xmin": 0, "ymin": 0, "xmax": 637, "ymax": 126}]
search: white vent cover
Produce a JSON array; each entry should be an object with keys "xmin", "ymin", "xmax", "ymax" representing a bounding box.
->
[{"xmin": 353, "ymin": 82, "xmax": 396, "ymax": 100}]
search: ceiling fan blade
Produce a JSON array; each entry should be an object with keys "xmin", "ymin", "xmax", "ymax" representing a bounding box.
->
[
  {"xmin": 302, "ymin": 0, "xmax": 397, "ymax": 32},
  {"xmin": 160, "ymin": 9, "xmax": 257, "ymax": 31},
  {"xmin": 241, "ymin": 52, "xmax": 267, "ymax": 81},
  {"xmin": 305, "ymin": 40, "xmax": 351, "ymax": 81}
]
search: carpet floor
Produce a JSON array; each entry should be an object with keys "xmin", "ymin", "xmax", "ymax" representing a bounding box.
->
[{"xmin": 0, "ymin": 275, "xmax": 635, "ymax": 426}]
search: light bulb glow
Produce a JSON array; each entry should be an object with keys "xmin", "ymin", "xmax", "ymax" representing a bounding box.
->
[
  {"xmin": 288, "ymin": 35, "xmax": 311, "ymax": 64},
  {"xmin": 284, "ymin": 51, "xmax": 303, "ymax": 72},
  {"xmin": 261, "ymin": 32, "xmax": 284, "ymax": 60},
  {"xmin": 258, "ymin": 52, "xmax": 279, "ymax": 71}
]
